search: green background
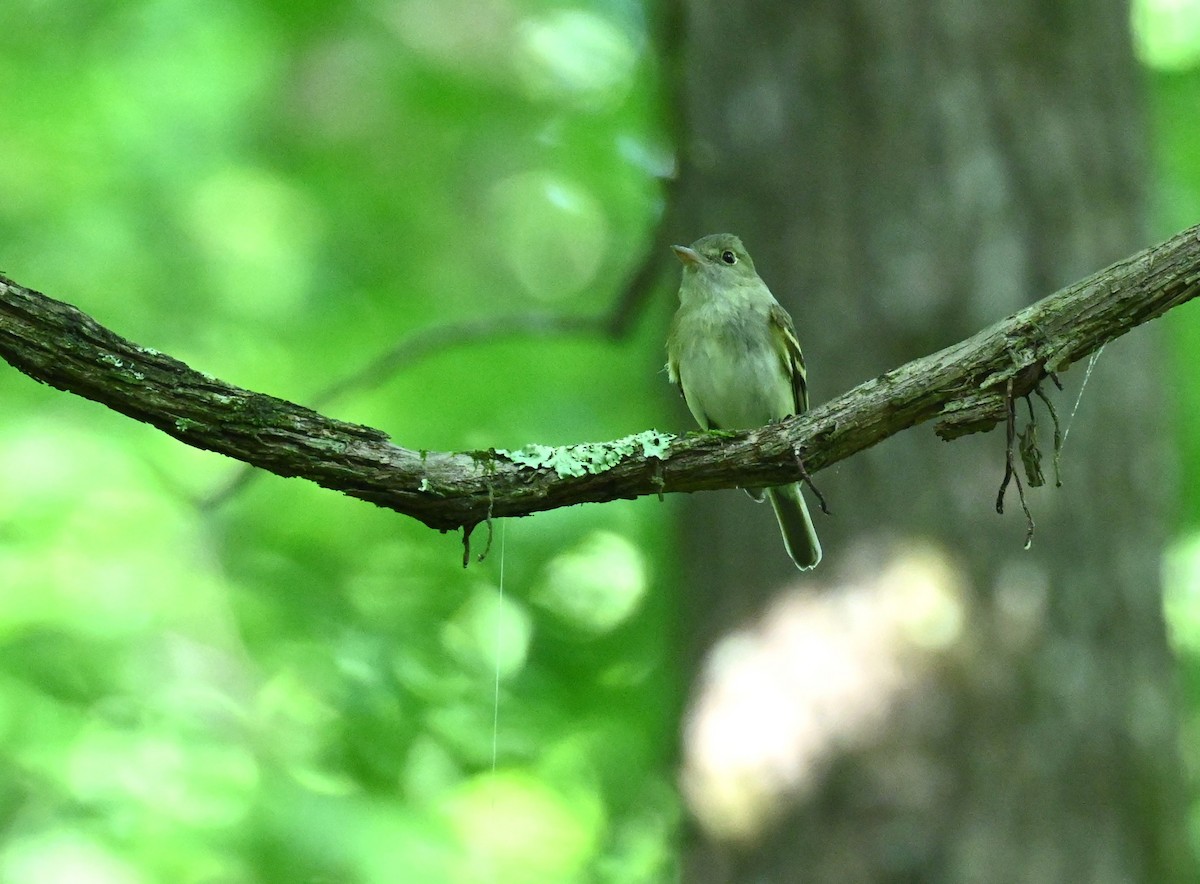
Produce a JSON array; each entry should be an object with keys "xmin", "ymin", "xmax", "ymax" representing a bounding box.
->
[{"xmin": 1, "ymin": 0, "xmax": 1199, "ymax": 880}]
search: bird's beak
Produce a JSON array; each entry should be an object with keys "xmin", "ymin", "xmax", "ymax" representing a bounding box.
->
[{"xmin": 672, "ymin": 245, "xmax": 703, "ymax": 267}]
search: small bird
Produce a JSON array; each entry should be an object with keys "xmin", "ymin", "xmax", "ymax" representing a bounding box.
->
[{"xmin": 666, "ymin": 233, "xmax": 822, "ymax": 570}]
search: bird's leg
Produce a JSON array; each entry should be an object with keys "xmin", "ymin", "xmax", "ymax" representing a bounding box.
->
[{"xmin": 791, "ymin": 446, "xmax": 830, "ymax": 515}]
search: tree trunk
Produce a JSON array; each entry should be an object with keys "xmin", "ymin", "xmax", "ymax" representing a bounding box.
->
[{"xmin": 673, "ymin": 0, "xmax": 1195, "ymax": 880}]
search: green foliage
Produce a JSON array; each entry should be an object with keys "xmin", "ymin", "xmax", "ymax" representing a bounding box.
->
[
  {"xmin": 1155, "ymin": 69, "xmax": 1200, "ymax": 529},
  {"xmin": 1144, "ymin": 0, "xmax": 1200, "ymax": 861},
  {"xmin": 0, "ymin": 0, "xmax": 679, "ymax": 880}
]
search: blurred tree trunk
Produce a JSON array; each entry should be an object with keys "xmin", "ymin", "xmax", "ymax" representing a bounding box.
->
[{"xmin": 672, "ymin": 0, "xmax": 1196, "ymax": 880}]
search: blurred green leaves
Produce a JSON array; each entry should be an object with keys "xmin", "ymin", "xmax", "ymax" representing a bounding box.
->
[
  {"xmin": 0, "ymin": 0, "xmax": 678, "ymax": 880},
  {"xmin": 1143, "ymin": 0, "xmax": 1200, "ymax": 866}
]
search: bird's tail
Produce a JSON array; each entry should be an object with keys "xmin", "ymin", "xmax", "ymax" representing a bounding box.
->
[{"xmin": 767, "ymin": 483, "xmax": 822, "ymax": 570}]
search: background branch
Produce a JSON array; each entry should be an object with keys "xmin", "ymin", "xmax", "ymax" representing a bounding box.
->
[
  {"xmin": 2, "ymin": 222, "xmax": 1198, "ymax": 533},
  {"xmin": 200, "ymin": 192, "xmax": 680, "ymax": 510}
]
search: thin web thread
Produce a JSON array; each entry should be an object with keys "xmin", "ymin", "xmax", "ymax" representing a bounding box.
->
[
  {"xmin": 491, "ymin": 519, "xmax": 506, "ymax": 775},
  {"xmin": 1060, "ymin": 344, "xmax": 1104, "ymax": 456},
  {"xmin": 485, "ymin": 521, "xmax": 506, "ymax": 884}
]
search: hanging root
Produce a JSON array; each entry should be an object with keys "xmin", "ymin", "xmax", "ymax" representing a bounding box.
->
[
  {"xmin": 476, "ymin": 483, "xmax": 497, "ymax": 564},
  {"xmin": 461, "ymin": 523, "xmax": 474, "ymax": 568},
  {"xmin": 996, "ymin": 377, "xmax": 1036, "ymax": 550},
  {"xmin": 1033, "ymin": 382, "xmax": 1064, "ymax": 487},
  {"xmin": 1019, "ymin": 397, "xmax": 1045, "ymax": 488},
  {"xmin": 476, "ymin": 519, "xmax": 495, "ymax": 563},
  {"xmin": 994, "ymin": 354, "xmax": 1075, "ymax": 550},
  {"xmin": 651, "ymin": 459, "xmax": 666, "ymax": 502},
  {"xmin": 461, "ymin": 484, "xmax": 498, "ymax": 567}
]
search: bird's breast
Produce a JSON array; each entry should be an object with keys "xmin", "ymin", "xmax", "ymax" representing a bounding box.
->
[{"xmin": 673, "ymin": 305, "xmax": 794, "ymax": 429}]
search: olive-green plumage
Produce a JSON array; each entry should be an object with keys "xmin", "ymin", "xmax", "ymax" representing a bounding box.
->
[{"xmin": 666, "ymin": 233, "xmax": 821, "ymax": 570}]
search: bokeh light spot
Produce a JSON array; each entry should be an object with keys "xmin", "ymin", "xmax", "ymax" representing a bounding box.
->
[
  {"xmin": 516, "ymin": 10, "xmax": 638, "ymax": 109},
  {"xmin": 489, "ymin": 170, "xmax": 608, "ymax": 301},
  {"xmin": 1134, "ymin": 0, "xmax": 1200, "ymax": 70},
  {"xmin": 532, "ymin": 531, "xmax": 646, "ymax": 634}
]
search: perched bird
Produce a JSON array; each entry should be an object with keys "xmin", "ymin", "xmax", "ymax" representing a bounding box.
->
[{"xmin": 666, "ymin": 233, "xmax": 822, "ymax": 570}]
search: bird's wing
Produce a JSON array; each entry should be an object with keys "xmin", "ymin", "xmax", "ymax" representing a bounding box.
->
[
  {"xmin": 666, "ymin": 350, "xmax": 713, "ymax": 429},
  {"xmin": 769, "ymin": 302, "xmax": 809, "ymax": 414}
]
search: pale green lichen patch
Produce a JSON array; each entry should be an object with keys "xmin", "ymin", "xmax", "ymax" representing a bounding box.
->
[
  {"xmin": 99, "ymin": 353, "xmax": 146, "ymax": 381},
  {"xmin": 497, "ymin": 430, "xmax": 674, "ymax": 478},
  {"xmin": 633, "ymin": 430, "xmax": 673, "ymax": 459}
]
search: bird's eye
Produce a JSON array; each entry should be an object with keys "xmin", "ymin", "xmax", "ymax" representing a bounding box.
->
[{"xmin": 721, "ymin": 250, "xmax": 737, "ymax": 265}]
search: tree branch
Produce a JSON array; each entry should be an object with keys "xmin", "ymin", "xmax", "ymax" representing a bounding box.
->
[{"xmin": 2, "ymin": 222, "xmax": 1198, "ymax": 533}]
